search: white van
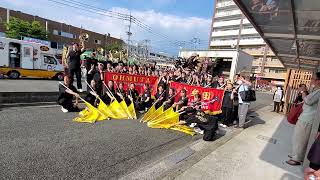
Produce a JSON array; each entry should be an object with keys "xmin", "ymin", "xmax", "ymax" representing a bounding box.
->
[{"xmin": 0, "ymin": 37, "xmax": 64, "ymax": 80}]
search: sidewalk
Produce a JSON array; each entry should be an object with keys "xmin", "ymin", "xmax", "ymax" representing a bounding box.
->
[
  {"xmin": 0, "ymin": 79, "xmax": 87, "ymax": 105},
  {"xmin": 0, "ymin": 79, "xmax": 87, "ymax": 92},
  {"xmin": 174, "ymin": 106, "xmax": 304, "ymax": 180}
]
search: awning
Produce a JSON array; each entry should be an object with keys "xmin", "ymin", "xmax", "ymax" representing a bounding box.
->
[{"xmin": 233, "ymin": 0, "xmax": 320, "ymax": 71}]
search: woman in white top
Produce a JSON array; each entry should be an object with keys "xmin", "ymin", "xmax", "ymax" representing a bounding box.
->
[{"xmin": 272, "ymin": 87, "xmax": 283, "ymax": 113}]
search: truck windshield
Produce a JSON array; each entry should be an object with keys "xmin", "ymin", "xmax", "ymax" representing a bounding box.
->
[{"xmin": 44, "ymin": 56, "xmax": 57, "ymax": 65}]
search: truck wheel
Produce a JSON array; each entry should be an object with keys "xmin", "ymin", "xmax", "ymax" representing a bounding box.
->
[
  {"xmin": 56, "ymin": 73, "xmax": 64, "ymax": 81},
  {"xmin": 8, "ymin": 71, "xmax": 20, "ymax": 79}
]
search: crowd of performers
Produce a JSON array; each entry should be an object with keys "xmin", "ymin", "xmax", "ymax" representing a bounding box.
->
[
  {"xmin": 58, "ymin": 43, "xmax": 252, "ymax": 139},
  {"xmin": 58, "ymin": 61, "xmax": 253, "ymax": 139}
]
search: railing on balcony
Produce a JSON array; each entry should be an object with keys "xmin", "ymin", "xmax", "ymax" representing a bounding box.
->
[
  {"xmin": 244, "ymin": 49, "xmax": 275, "ymax": 56},
  {"xmin": 210, "ymin": 38, "xmax": 265, "ymax": 47},
  {"xmin": 216, "ymin": 1, "xmax": 236, "ymax": 8},
  {"xmin": 212, "ymin": 28, "xmax": 259, "ymax": 37},
  {"xmin": 215, "ymin": 9, "xmax": 242, "ymax": 18},
  {"xmin": 213, "ymin": 19, "xmax": 250, "ymax": 28}
]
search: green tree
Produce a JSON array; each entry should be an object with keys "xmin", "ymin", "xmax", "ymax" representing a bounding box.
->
[
  {"xmin": 5, "ymin": 17, "xmax": 48, "ymax": 40},
  {"xmin": 105, "ymin": 43, "xmax": 123, "ymax": 53},
  {"xmin": 28, "ymin": 21, "xmax": 48, "ymax": 40}
]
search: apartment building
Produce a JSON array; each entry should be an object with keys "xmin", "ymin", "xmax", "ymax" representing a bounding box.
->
[
  {"xmin": 0, "ymin": 7, "xmax": 124, "ymax": 51},
  {"xmin": 209, "ymin": 0, "xmax": 286, "ymax": 83}
]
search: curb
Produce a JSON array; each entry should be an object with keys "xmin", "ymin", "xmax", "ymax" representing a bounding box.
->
[
  {"xmin": 0, "ymin": 92, "xmax": 87, "ymax": 106},
  {"xmin": 119, "ymin": 128, "xmax": 242, "ymax": 180}
]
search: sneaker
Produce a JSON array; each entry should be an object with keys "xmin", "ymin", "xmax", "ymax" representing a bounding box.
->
[
  {"xmin": 194, "ymin": 127, "xmax": 204, "ymax": 134},
  {"xmin": 61, "ymin": 107, "xmax": 68, "ymax": 113},
  {"xmin": 189, "ymin": 123, "xmax": 197, "ymax": 128},
  {"xmin": 219, "ymin": 123, "xmax": 227, "ymax": 128},
  {"xmin": 215, "ymin": 129, "xmax": 220, "ymax": 135},
  {"xmin": 78, "ymin": 89, "xmax": 83, "ymax": 93}
]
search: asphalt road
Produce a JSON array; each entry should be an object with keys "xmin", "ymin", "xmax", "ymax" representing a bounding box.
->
[{"xmin": 0, "ymin": 92, "xmax": 273, "ymax": 179}]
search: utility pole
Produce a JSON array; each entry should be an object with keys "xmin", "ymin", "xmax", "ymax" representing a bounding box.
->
[
  {"xmin": 145, "ymin": 39, "xmax": 150, "ymax": 61},
  {"xmin": 126, "ymin": 12, "xmax": 133, "ymax": 58}
]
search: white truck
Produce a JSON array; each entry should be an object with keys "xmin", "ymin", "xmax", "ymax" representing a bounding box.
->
[{"xmin": 0, "ymin": 37, "xmax": 64, "ymax": 80}]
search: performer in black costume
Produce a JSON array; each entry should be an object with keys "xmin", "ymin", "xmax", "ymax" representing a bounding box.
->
[
  {"xmin": 154, "ymin": 85, "xmax": 166, "ymax": 109},
  {"xmin": 102, "ymin": 80, "xmax": 116, "ymax": 105},
  {"xmin": 137, "ymin": 84, "xmax": 152, "ymax": 112},
  {"xmin": 172, "ymin": 89, "xmax": 188, "ymax": 111},
  {"xmin": 126, "ymin": 83, "xmax": 139, "ymax": 106},
  {"xmin": 57, "ymin": 76, "xmax": 80, "ymax": 112},
  {"xmin": 163, "ymin": 88, "xmax": 176, "ymax": 110},
  {"xmin": 115, "ymin": 82, "xmax": 126, "ymax": 102}
]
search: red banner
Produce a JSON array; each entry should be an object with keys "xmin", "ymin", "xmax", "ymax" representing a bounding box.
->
[
  {"xmin": 170, "ymin": 82, "xmax": 224, "ymax": 115},
  {"xmin": 104, "ymin": 72, "xmax": 159, "ymax": 94}
]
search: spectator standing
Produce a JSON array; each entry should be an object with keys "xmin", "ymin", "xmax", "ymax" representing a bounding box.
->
[
  {"xmin": 287, "ymin": 72, "xmax": 320, "ymax": 166},
  {"xmin": 221, "ymin": 83, "xmax": 235, "ymax": 126},
  {"xmin": 236, "ymin": 73, "xmax": 252, "ymax": 129},
  {"xmin": 272, "ymin": 87, "xmax": 283, "ymax": 113},
  {"xmin": 304, "ymin": 127, "xmax": 320, "ymax": 179}
]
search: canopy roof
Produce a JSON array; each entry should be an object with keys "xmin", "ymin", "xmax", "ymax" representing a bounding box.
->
[{"xmin": 234, "ymin": 0, "xmax": 320, "ymax": 71}]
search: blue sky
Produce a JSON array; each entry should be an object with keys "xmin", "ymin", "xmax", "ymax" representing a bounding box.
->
[{"xmin": 1, "ymin": 0, "xmax": 215, "ymax": 55}]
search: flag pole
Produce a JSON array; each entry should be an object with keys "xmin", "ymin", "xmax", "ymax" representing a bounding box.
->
[
  {"xmin": 114, "ymin": 81, "xmax": 133, "ymax": 119},
  {"xmin": 59, "ymin": 82, "xmax": 106, "ymax": 118}
]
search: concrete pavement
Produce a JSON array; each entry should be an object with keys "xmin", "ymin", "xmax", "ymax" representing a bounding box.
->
[
  {"xmin": 173, "ymin": 105, "xmax": 304, "ymax": 180},
  {"xmin": 0, "ymin": 105, "xmax": 200, "ymax": 179},
  {"xmin": 0, "ymin": 92, "xmax": 273, "ymax": 179}
]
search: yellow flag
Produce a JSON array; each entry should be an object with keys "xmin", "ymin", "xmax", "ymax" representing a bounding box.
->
[
  {"xmin": 144, "ymin": 105, "xmax": 164, "ymax": 122},
  {"xmin": 141, "ymin": 104, "xmax": 156, "ymax": 121},
  {"xmin": 109, "ymin": 100, "xmax": 128, "ymax": 119},
  {"xmin": 128, "ymin": 102, "xmax": 137, "ymax": 119},
  {"xmin": 170, "ymin": 125, "xmax": 196, "ymax": 136},
  {"xmin": 73, "ymin": 101, "xmax": 100, "ymax": 123},
  {"xmin": 148, "ymin": 111, "xmax": 179, "ymax": 128},
  {"xmin": 147, "ymin": 105, "xmax": 164, "ymax": 123},
  {"xmin": 148, "ymin": 107, "xmax": 177, "ymax": 126},
  {"xmin": 120, "ymin": 100, "xmax": 132, "ymax": 119},
  {"xmin": 98, "ymin": 99, "xmax": 116, "ymax": 119}
]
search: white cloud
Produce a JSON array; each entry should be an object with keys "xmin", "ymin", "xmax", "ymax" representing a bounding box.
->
[{"xmin": 1, "ymin": 0, "xmax": 211, "ymax": 54}]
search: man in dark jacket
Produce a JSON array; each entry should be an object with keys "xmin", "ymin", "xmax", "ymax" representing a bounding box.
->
[{"xmin": 66, "ymin": 42, "xmax": 86, "ymax": 92}]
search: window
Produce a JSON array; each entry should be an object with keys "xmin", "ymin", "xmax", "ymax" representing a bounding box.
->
[
  {"xmin": 24, "ymin": 47, "xmax": 31, "ymax": 57},
  {"xmin": 44, "ymin": 56, "xmax": 57, "ymax": 65},
  {"xmin": 51, "ymin": 42, "xmax": 58, "ymax": 49},
  {"xmin": 94, "ymin": 39, "xmax": 101, "ymax": 45},
  {"xmin": 53, "ymin": 30, "xmax": 75, "ymax": 39},
  {"xmin": 53, "ymin": 30, "xmax": 59, "ymax": 35}
]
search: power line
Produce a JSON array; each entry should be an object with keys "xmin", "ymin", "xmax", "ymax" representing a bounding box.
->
[{"xmin": 47, "ymin": 0, "xmax": 186, "ymax": 49}]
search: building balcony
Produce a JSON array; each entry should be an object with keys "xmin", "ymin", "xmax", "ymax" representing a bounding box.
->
[
  {"xmin": 215, "ymin": 9, "xmax": 242, "ymax": 18},
  {"xmin": 252, "ymin": 60, "xmax": 284, "ymax": 68},
  {"xmin": 261, "ymin": 72, "xmax": 286, "ymax": 80},
  {"xmin": 251, "ymin": 70, "xmax": 286, "ymax": 80},
  {"xmin": 213, "ymin": 19, "xmax": 250, "ymax": 28},
  {"xmin": 210, "ymin": 38, "xmax": 265, "ymax": 47},
  {"xmin": 216, "ymin": 1, "xmax": 236, "ymax": 9},
  {"xmin": 212, "ymin": 28, "xmax": 259, "ymax": 37},
  {"xmin": 243, "ymin": 49, "xmax": 275, "ymax": 56}
]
